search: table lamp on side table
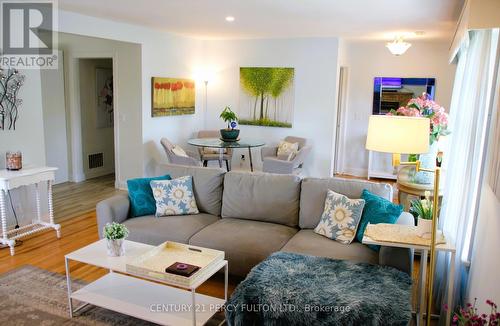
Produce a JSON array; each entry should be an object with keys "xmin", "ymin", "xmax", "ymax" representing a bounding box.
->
[{"xmin": 366, "ymin": 115, "xmax": 440, "ymax": 325}]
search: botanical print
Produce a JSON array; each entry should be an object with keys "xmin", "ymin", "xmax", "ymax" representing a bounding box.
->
[
  {"xmin": 314, "ymin": 190, "xmax": 365, "ymax": 244},
  {"xmin": 152, "ymin": 77, "xmax": 195, "ymax": 117},
  {"xmin": 238, "ymin": 67, "xmax": 294, "ymax": 128},
  {"xmin": 151, "ymin": 176, "xmax": 199, "ymax": 216},
  {"xmin": 96, "ymin": 68, "xmax": 113, "ymax": 128}
]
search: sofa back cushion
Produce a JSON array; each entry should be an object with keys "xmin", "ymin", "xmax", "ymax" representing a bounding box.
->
[
  {"xmin": 155, "ymin": 164, "xmax": 225, "ymax": 216},
  {"xmin": 222, "ymin": 171, "xmax": 301, "ymax": 227},
  {"xmin": 299, "ymin": 177, "xmax": 393, "ymax": 229}
]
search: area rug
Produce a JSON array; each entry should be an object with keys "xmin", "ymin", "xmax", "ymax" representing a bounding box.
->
[
  {"xmin": 0, "ymin": 265, "xmax": 225, "ymax": 325},
  {"xmin": 226, "ymin": 252, "xmax": 412, "ymax": 326}
]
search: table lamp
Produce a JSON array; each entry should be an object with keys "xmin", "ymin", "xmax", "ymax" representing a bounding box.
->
[{"xmin": 366, "ymin": 114, "xmax": 440, "ymax": 325}]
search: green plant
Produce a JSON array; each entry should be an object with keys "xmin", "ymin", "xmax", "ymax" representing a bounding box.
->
[
  {"xmin": 220, "ymin": 106, "xmax": 238, "ymax": 129},
  {"xmin": 409, "ymin": 191, "xmax": 433, "ymax": 220},
  {"xmin": 103, "ymin": 222, "xmax": 129, "ymax": 240}
]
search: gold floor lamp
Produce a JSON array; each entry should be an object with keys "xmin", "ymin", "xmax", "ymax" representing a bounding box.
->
[{"xmin": 366, "ymin": 115, "xmax": 441, "ymax": 325}]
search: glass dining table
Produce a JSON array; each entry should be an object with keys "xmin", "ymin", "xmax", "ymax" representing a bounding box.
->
[{"xmin": 187, "ymin": 138, "xmax": 265, "ymax": 172}]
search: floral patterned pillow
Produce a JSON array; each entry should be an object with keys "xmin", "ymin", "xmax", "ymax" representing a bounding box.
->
[
  {"xmin": 150, "ymin": 176, "xmax": 199, "ymax": 217},
  {"xmin": 314, "ymin": 190, "xmax": 365, "ymax": 244}
]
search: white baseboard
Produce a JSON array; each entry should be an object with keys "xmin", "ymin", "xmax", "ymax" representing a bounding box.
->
[
  {"xmin": 339, "ymin": 167, "xmax": 368, "ymax": 178},
  {"xmin": 115, "ymin": 180, "xmax": 127, "ymax": 190}
]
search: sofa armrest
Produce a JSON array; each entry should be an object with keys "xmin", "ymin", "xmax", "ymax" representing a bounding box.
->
[
  {"xmin": 262, "ymin": 157, "xmax": 294, "ymax": 174},
  {"xmin": 96, "ymin": 193, "xmax": 130, "ymax": 238},
  {"xmin": 261, "ymin": 146, "xmax": 278, "ymax": 161},
  {"xmin": 378, "ymin": 212, "xmax": 415, "ymax": 275}
]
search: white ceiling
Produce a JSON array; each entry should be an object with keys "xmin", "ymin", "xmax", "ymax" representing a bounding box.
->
[{"xmin": 58, "ymin": 0, "xmax": 464, "ymax": 41}]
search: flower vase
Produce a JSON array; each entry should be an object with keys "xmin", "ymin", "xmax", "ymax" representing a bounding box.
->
[
  {"xmin": 106, "ymin": 239, "xmax": 125, "ymax": 257},
  {"xmin": 416, "ymin": 218, "xmax": 432, "ymax": 239},
  {"xmin": 415, "ymin": 141, "xmax": 439, "ymax": 184}
]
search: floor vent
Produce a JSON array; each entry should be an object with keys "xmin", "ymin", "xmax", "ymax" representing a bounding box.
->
[{"xmin": 88, "ymin": 153, "xmax": 104, "ymax": 169}]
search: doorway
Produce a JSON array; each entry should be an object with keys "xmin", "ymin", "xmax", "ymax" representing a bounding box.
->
[{"xmin": 78, "ymin": 58, "xmax": 115, "ymax": 181}]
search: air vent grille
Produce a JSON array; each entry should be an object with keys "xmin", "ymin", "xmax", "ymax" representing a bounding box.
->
[{"xmin": 88, "ymin": 153, "xmax": 104, "ymax": 169}]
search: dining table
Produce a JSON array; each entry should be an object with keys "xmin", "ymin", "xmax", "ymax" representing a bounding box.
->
[{"xmin": 187, "ymin": 138, "xmax": 265, "ymax": 172}]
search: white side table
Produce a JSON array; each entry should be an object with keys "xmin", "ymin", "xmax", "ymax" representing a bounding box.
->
[
  {"xmin": 0, "ymin": 166, "xmax": 61, "ymax": 255},
  {"xmin": 363, "ymin": 228, "xmax": 456, "ymax": 326}
]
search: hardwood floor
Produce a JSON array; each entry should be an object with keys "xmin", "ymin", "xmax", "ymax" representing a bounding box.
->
[{"xmin": 52, "ymin": 174, "xmax": 124, "ymax": 223}]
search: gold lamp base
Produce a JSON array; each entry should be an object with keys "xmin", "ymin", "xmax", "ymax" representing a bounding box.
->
[{"xmin": 394, "ymin": 156, "xmax": 440, "ymax": 325}]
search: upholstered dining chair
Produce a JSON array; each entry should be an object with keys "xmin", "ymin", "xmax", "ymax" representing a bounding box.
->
[
  {"xmin": 197, "ymin": 130, "xmax": 233, "ymax": 170},
  {"xmin": 160, "ymin": 137, "xmax": 200, "ymax": 166},
  {"xmin": 260, "ymin": 136, "xmax": 312, "ymax": 175}
]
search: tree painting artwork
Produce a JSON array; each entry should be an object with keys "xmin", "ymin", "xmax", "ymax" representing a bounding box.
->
[
  {"xmin": 96, "ymin": 68, "xmax": 113, "ymax": 128},
  {"xmin": 152, "ymin": 77, "xmax": 195, "ymax": 117},
  {"xmin": 238, "ymin": 67, "xmax": 294, "ymax": 128},
  {"xmin": 0, "ymin": 68, "xmax": 25, "ymax": 131}
]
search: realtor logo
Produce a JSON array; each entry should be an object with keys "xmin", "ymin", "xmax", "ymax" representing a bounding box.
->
[{"xmin": 0, "ymin": 0, "xmax": 58, "ymax": 69}]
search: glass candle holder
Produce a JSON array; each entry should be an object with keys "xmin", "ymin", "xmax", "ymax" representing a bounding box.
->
[{"xmin": 6, "ymin": 151, "xmax": 22, "ymax": 170}]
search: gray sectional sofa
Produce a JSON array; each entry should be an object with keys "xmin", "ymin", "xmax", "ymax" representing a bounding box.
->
[{"xmin": 97, "ymin": 164, "xmax": 414, "ymax": 277}]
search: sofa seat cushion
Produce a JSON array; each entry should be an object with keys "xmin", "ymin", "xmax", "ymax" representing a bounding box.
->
[
  {"xmin": 189, "ymin": 218, "xmax": 298, "ymax": 277},
  {"xmin": 123, "ymin": 213, "xmax": 219, "ymax": 246},
  {"xmin": 281, "ymin": 229, "xmax": 378, "ymax": 265}
]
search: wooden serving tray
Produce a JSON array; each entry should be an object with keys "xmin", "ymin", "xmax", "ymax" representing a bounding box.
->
[{"xmin": 125, "ymin": 241, "xmax": 224, "ymax": 288}]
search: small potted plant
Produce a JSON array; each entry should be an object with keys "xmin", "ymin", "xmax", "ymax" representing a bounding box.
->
[
  {"xmin": 410, "ymin": 191, "xmax": 433, "ymax": 238},
  {"xmin": 103, "ymin": 222, "xmax": 129, "ymax": 257},
  {"xmin": 219, "ymin": 106, "xmax": 240, "ymax": 141}
]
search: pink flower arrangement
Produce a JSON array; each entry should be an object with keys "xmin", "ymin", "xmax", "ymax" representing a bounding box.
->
[
  {"xmin": 446, "ymin": 299, "xmax": 500, "ymax": 326},
  {"xmin": 387, "ymin": 93, "xmax": 450, "ymax": 144}
]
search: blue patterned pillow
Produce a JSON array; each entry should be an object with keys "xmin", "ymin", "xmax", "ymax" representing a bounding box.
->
[
  {"xmin": 151, "ymin": 176, "xmax": 199, "ymax": 216},
  {"xmin": 127, "ymin": 175, "xmax": 171, "ymax": 217},
  {"xmin": 314, "ymin": 190, "xmax": 366, "ymax": 244}
]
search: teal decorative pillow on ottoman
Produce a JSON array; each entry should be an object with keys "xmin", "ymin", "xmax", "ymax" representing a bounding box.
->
[
  {"xmin": 356, "ymin": 189, "xmax": 403, "ymax": 251},
  {"xmin": 127, "ymin": 175, "xmax": 171, "ymax": 217}
]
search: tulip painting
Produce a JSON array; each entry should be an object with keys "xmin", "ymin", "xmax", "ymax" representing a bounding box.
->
[
  {"xmin": 238, "ymin": 67, "xmax": 294, "ymax": 128},
  {"xmin": 152, "ymin": 77, "xmax": 195, "ymax": 117}
]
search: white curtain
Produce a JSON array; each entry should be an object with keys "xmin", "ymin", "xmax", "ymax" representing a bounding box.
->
[
  {"xmin": 488, "ymin": 83, "xmax": 500, "ymax": 198},
  {"xmin": 433, "ymin": 28, "xmax": 500, "ymax": 322}
]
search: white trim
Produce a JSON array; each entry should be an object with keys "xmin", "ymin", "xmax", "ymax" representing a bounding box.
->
[{"xmin": 341, "ymin": 167, "xmax": 368, "ymax": 178}]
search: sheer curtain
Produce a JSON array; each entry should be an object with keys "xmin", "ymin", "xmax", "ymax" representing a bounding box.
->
[{"xmin": 433, "ymin": 28, "xmax": 500, "ymax": 322}]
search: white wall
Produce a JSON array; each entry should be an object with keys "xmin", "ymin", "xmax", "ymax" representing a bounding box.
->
[
  {"xmin": 78, "ymin": 58, "xmax": 115, "ymax": 179},
  {"xmin": 57, "ymin": 11, "xmax": 204, "ymax": 186},
  {"xmin": 41, "ymin": 50, "xmax": 69, "ymax": 184},
  {"xmin": 201, "ymin": 38, "xmax": 340, "ymax": 177},
  {"xmin": 338, "ymin": 40, "xmax": 456, "ymax": 176},
  {"xmin": 0, "ymin": 68, "xmax": 49, "ymax": 225},
  {"xmin": 57, "ymin": 32, "xmax": 142, "ymax": 187}
]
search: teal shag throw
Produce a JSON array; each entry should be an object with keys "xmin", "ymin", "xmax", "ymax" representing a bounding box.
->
[{"xmin": 226, "ymin": 252, "xmax": 412, "ymax": 326}]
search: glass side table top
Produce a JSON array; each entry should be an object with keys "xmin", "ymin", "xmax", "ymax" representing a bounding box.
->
[{"xmin": 188, "ymin": 138, "xmax": 265, "ymax": 148}]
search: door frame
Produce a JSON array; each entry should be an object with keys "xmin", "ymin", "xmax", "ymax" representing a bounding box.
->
[{"xmin": 66, "ymin": 51, "xmax": 120, "ymax": 186}]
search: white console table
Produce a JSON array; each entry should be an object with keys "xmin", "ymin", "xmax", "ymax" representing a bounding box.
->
[{"xmin": 0, "ymin": 166, "xmax": 61, "ymax": 255}]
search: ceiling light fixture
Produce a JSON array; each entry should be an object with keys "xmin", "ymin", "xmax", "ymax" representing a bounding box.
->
[
  {"xmin": 225, "ymin": 16, "xmax": 235, "ymax": 22},
  {"xmin": 386, "ymin": 36, "xmax": 412, "ymax": 56}
]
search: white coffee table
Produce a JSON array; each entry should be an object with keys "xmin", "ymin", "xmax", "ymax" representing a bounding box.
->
[{"xmin": 65, "ymin": 239, "xmax": 228, "ymax": 326}]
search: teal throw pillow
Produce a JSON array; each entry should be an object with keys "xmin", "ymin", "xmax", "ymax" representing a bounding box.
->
[
  {"xmin": 356, "ymin": 189, "xmax": 403, "ymax": 251},
  {"xmin": 127, "ymin": 175, "xmax": 171, "ymax": 217},
  {"xmin": 314, "ymin": 190, "xmax": 365, "ymax": 244}
]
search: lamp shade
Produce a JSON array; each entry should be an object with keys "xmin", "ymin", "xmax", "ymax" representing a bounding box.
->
[{"xmin": 366, "ymin": 115, "xmax": 430, "ymax": 154}]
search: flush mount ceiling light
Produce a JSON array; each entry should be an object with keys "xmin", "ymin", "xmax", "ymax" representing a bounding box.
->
[
  {"xmin": 386, "ymin": 37, "xmax": 412, "ymax": 56},
  {"xmin": 225, "ymin": 16, "xmax": 235, "ymax": 22}
]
